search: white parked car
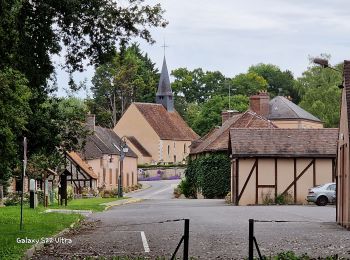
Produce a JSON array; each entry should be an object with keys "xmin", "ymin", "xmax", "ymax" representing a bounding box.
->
[{"xmin": 306, "ymin": 183, "xmax": 336, "ymax": 206}]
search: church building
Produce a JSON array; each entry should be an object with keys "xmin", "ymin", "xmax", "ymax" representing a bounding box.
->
[{"xmin": 114, "ymin": 57, "xmax": 199, "ymax": 165}]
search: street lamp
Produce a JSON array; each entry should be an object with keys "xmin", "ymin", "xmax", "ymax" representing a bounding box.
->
[{"xmin": 118, "ymin": 136, "xmax": 129, "ymax": 198}]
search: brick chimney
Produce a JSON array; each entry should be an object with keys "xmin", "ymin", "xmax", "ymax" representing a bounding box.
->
[
  {"xmin": 222, "ymin": 110, "xmax": 240, "ymax": 125},
  {"xmin": 86, "ymin": 114, "xmax": 95, "ymax": 132},
  {"xmin": 249, "ymin": 91, "xmax": 270, "ymax": 117}
]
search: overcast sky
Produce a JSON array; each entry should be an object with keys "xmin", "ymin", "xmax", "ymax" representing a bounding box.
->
[{"xmin": 55, "ymin": 0, "xmax": 350, "ymax": 97}]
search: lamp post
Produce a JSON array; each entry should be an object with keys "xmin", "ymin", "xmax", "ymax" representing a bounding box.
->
[{"xmin": 118, "ymin": 137, "xmax": 129, "ymax": 198}]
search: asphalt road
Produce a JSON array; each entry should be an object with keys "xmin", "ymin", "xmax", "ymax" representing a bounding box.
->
[
  {"xmin": 129, "ymin": 180, "xmax": 180, "ymax": 200},
  {"xmin": 33, "ymin": 181, "xmax": 350, "ymax": 259}
]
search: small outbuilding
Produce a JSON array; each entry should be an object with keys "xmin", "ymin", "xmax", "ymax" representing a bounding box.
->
[{"xmin": 229, "ymin": 128, "xmax": 338, "ymax": 205}]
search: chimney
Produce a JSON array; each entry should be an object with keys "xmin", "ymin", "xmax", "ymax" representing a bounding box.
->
[
  {"xmin": 249, "ymin": 91, "xmax": 270, "ymax": 117},
  {"xmin": 86, "ymin": 114, "xmax": 95, "ymax": 132},
  {"xmin": 222, "ymin": 110, "xmax": 240, "ymax": 125}
]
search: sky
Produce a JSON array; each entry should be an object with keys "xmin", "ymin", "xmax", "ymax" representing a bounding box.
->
[{"xmin": 55, "ymin": 0, "xmax": 350, "ymax": 97}]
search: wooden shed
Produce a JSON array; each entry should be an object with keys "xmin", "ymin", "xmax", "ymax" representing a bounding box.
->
[
  {"xmin": 337, "ymin": 60, "xmax": 350, "ymax": 229},
  {"xmin": 229, "ymin": 128, "xmax": 338, "ymax": 205}
]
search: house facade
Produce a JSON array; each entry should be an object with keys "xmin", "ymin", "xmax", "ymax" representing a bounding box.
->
[
  {"xmin": 114, "ymin": 57, "xmax": 198, "ymax": 164},
  {"xmin": 337, "ymin": 60, "xmax": 350, "ymax": 229},
  {"xmin": 83, "ymin": 115, "xmax": 138, "ymax": 190},
  {"xmin": 229, "ymin": 128, "xmax": 337, "ymax": 205}
]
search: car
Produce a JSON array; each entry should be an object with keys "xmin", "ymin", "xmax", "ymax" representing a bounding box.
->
[{"xmin": 306, "ymin": 182, "xmax": 336, "ymax": 206}]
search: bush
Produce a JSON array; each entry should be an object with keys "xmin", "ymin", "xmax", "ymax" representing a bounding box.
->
[
  {"xmin": 275, "ymin": 192, "xmax": 294, "ymax": 205},
  {"xmin": 177, "ymin": 178, "xmax": 196, "ymax": 198},
  {"xmin": 225, "ymin": 192, "xmax": 231, "ymax": 204},
  {"xmin": 4, "ymin": 192, "xmax": 29, "ymax": 206}
]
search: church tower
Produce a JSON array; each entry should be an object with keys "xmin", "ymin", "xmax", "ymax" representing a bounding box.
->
[{"xmin": 156, "ymin": 56, "xmax": 174, "ymax": 112}]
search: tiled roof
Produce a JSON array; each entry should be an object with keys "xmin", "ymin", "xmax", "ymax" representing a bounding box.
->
[
  {"xmin": 134, "ymin": 103, "xmax": 199, "ymax": 141},
  {"xmin": 229, "ymin": 128, "xmax": 338, "ymax": 158},
  {"xmin": 344, "ymin": 60, "xmax": 350, "ymax": 133},
  {"xmin": 268, "ymin": 96, "xmax": 321, "ymax": 122},
  {"xmin": 190, "ymin": 111, "xmax": 277, "ymax": 155},
  {"xmin": 82, "ymin": 126, "xmax": 138, "ymax": 160},
  {"xmin": 127, "ymin": 136, "xmax": 152, "ymax": 157},
  {"xmin": 67, "ymin": 152, "xmax": 98, "ymax": 179}
]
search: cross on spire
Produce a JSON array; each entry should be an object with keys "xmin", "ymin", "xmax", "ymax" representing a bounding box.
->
[{"xmin": 161, "ymin": 39, "xmax": 169, "ymax": 56}]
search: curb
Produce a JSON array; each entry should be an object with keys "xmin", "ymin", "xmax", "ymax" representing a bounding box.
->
[
  {"xmin": 104, "ymin": 198, "xmax": 144, "ymax": 211},
  {"xmin": 24, "ymin": 218, "xmax": 82, "ymax": 260}
]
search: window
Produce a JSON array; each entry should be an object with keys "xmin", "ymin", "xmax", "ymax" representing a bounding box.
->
[
  {"xmin": 327, "ymin": 184, "xmax": 336, "ymax": 191},
  {"xmin": 184, "ymin": 144, "xmax": 187, "ymax": 154},
  {"xmin": 103, "ymin": 168, "xmax": 106, "ymax": 183},
  {"xmin": 174, "ymin": 155, "xmax": 176, "ymax": 162},
  {"xmin": 109, "ymin": 169, "xmax": 112, "ymax": 185},
  {"xmin": 100, "ymin": 157, "xmax": 103, "ymax": 167},
  {"xmin": 167, "ymin": 145, "xmax": 170, "ymax": 155}
]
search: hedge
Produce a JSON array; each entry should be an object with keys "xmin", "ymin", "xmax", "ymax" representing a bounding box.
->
[{"xmin": 184, "ymin": 153, "xmax": 231, "ymax": 199}]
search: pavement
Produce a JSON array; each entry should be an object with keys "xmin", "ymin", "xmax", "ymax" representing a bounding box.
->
[{"xmin": 32, "ymin": 180, "xmax": 350, "ymax": 259}]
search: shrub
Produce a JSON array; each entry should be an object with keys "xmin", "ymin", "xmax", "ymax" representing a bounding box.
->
[
  {"xmin": 4, "ymin": 192, "xmax": 29, "ymax": 206},
  {"xmin": 275, "ymin": 192, "xmax": 294, "ymax": 205},
  {"xmin": 225, "ymin": 192, "xmax": 231, "ymax": 204},
  {"xmin": 177, "ymin": 179, "xmax": 196, "ymax": 198},
  {"xmin": 261, "ymin": 190, "xmax": 274, "ymax": 205},
  {"xmin": 173, "ymin": 187, "xmax": 182, "ymax": 198}
]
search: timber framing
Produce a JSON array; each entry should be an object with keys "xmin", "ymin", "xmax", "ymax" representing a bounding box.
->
[{"xmin": 233, "ymin": 157, "xmax": 334, "ymax": 205}]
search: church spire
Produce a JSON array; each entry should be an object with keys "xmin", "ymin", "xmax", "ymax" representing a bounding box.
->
[{"xmin": 156, "ymin": 56, "xmax": 174, "ymax": 111}]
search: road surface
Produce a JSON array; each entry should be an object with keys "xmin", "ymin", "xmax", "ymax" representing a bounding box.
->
[
  {"xmin": 33, "ymin": 181, "xmax": 350, "ymax": 259},
  {"xmin": 129, "ymin": 180, "xmax": 180, "ymax": 200}
]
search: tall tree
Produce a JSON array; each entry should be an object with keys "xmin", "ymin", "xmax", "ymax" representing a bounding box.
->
[
  {"xmin": 0, "ymin": 68, "xmax": 31, "ymax": 186},
  {"xmin": 230, "ymin": 72, "xmax": 268, "ymax": 96},
  {"xmin": 297, "ymin": 59, "xmax": 343, "ymax": 128},
  {"xmin": 248, "ymin": 63, "xmax": 298, "ymax": 102},
  {"xmin": 0, "ymin": 1, "xmax": 166, "ymax": 184},
  {"xmin": 90, "ymin": 44, "xmax": 159, "ymax": 127},
  {"xmin": 171, "ymin": 68, "xmax": 228, "ymax": 104},
  {"xmin": 188, "ymin": 95, "xmax": 249, "ymax": 136}
]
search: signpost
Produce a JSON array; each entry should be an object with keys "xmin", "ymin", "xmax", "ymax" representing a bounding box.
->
[{"xmin": 20, "ymin": 137, "xmax": 27, "ymax": 230}]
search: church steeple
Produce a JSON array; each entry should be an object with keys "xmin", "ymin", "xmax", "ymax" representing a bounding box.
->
[{"xmin": 156, "ymin": 56, "xmax": 174, "ymax": 111}]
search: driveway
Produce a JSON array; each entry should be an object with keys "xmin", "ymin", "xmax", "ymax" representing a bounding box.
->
[{"xmin": 33, "ymin": 182, "xmax": 350, "ymax": 259}]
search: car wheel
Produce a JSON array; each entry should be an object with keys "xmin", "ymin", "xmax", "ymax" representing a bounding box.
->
[{"xmin": 316, "ymin": 196, "xmax": 328, "ymax": 206}]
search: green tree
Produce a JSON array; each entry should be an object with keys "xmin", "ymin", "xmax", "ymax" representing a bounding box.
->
[
  {"xmin": 90, "ymin": 44, "xmax": 159, "ymax": 127},
  {"xmin": 0, "ymin": 1, "xmax": 166, "ymax": 183},
  {"xmin": 297, "ymin": 59, "xmax": 343, "ymax": 128},
  {"xmin": 248, "ymin": 63, "xmax": 298, "ymax": 102},
  {"xmin": 171, "ymin": 68, "xmax": 228, "ymax": 104},
  {"xmin": 0, "ymin": 68, "xmax": 31, "ymax": 185},
  {"xmin": 230, "ymin": 72, "xmax": 268, "ymax": 96},
  {"xmin": 189, "ymin": 95, "xmax": 249, "ymax": 136}
]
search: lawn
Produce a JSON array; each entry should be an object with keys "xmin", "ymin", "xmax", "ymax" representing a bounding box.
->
[
  {"xmin": 0, "ymin": 205, "xmax": 81, "ymax": 260},
  {"xmin": 48, "ymin": 197, "xmax": 125, "ymax": 212},
  {"xmin": 0, "ymin": 197, "xmax": 125, "ymax": 259}
]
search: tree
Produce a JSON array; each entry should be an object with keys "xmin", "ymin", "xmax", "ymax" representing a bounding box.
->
[
  {"xmin": 171, "ymin": 68, "xmax": 228, "ymax": 104},
  {"xmin": 188, "ymin": 95, "xmax": 249, "ymax": 136},
  {"xmin": 0, "ymin": 68, "xmax": 31, "ymax": 185},
  {"xmin": 0, "ymin": 0, "xmax": 167, "ymax": 92},
  {"xmin": 0, "ymin": 1, "xmax": 166, "ymax": 183},
  {"xmin": 230, "ymin": 72, "xmax": 268, "ymax": 96},
  {"xmin": 26, "ymin": 97, "xmax": 90, "ymax": 179},
  {"xmin": 90, "ymin": 44, "xmax": 159, "ymax": 127},
  {"xmin": 297, "ymin": 59, "xmax": 343, "ymax": 128},
  {"xmin": 248, "ymin": 63, "xmax": 299, "ymax": 102}
]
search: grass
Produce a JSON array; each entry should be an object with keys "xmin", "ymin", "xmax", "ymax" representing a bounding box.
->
[
  {"xmin": 48, "ymin": 197, "xmax": 126, "ymax": 212},
  {"xmin": 0, "ymin": 197, "xmax": 125, "ymax": 259},
  {"xmin": 0, "ymin": 205, "xmax": 82, "ymax": 260}
]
